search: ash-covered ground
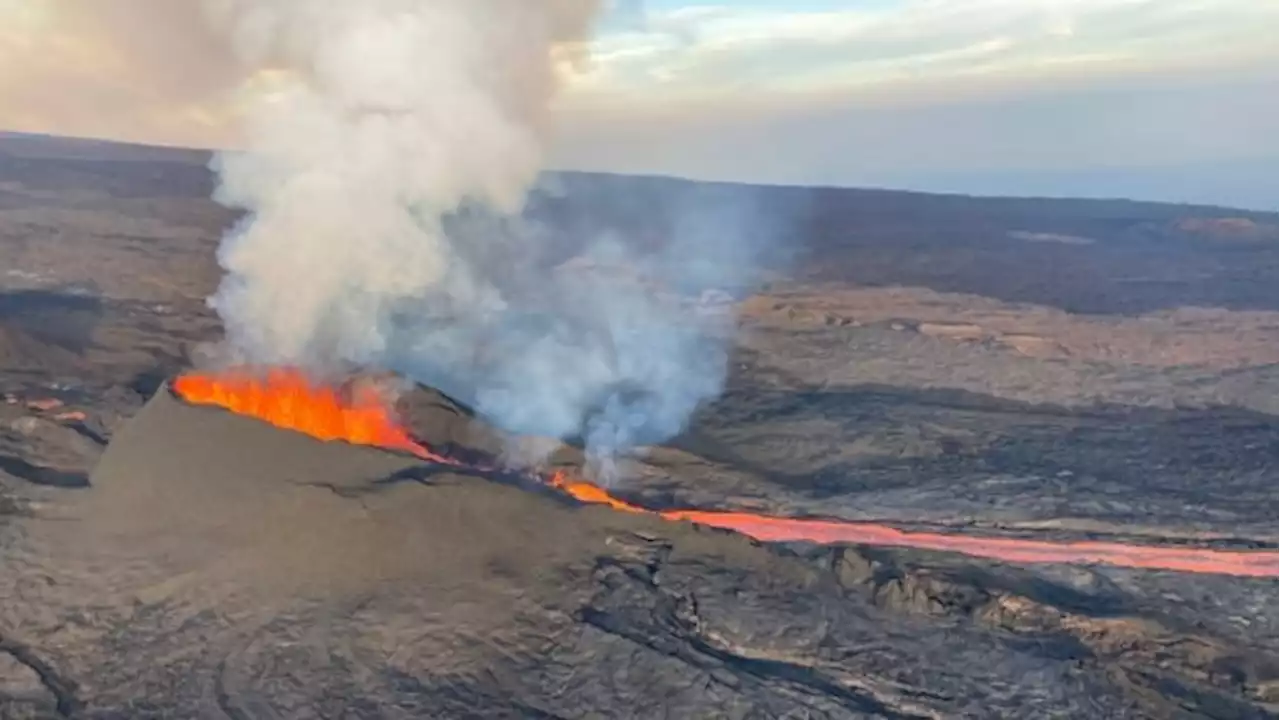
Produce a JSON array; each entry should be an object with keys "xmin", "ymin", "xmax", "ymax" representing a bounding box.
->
[{"xmin": 0, "ymin": 134, "xmax": 1277, "ymax": 718}]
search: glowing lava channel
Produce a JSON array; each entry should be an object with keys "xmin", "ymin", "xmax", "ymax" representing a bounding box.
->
[
  {"xmin": 546, "ymin": 479, "xmax": 1279, "ymax": 579},
  {"xmin": 174, "ymin": 371, "xmax": 1279, "ymax": 579}
]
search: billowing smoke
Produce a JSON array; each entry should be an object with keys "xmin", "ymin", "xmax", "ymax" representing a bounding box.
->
[
  {"xmin": 204, "ymin": 0, "xmax": 597, "ymax": 364},
  {"xmin": 388, "ymin": 177, "xmax": 786, "ymax": 476},
  {"xmin": 202, "ymin": 0, "xmax": 784, "ymax": 477}
]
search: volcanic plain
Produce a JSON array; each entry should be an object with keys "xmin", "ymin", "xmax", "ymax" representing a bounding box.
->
[{"xmin": 0, "ymin": 133, "xmax": 1277, "ymax": 718}]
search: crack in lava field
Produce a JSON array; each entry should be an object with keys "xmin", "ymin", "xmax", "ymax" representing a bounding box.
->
[{"xmin": 174, "ymin": 369, "xmax": 1279, "ymax": 579}]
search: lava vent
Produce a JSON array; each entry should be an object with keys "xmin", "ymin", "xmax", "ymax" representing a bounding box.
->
[
  {"xmin": 91, "ymin": 379, "xmax": 439, "ymax": 496},
  {"xmin": 80, "ymin": 378, "xmax": 670, "ymax": 601}
]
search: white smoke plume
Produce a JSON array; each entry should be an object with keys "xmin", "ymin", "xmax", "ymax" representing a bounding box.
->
[
  {"xmin": 201, "ymin": 0, "xmax": 785, "ymax": 477},
  {"xmin": 204, "ymin": 0, "xmax": 597, "ymax": 364}
]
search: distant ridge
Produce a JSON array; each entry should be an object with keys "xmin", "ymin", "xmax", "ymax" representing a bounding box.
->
[
  {"xmin": 541, "ymin": 168, "xmax": 1278, "ymax": 220},
  {"xmin": 0, "ymin": 130, "xmax": 210, "ymax": 164},
  {"xmin": 2, "ymin": 130, "xmax": 1275, "ymax": 217}
]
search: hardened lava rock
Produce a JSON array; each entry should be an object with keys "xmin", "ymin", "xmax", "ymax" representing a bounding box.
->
[{"xmin": 0, "ymin": 382, "xmax": 1264, "ymax": 718}]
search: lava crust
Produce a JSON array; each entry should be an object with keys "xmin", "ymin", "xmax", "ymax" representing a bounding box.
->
[{"xmin": 0, "ymin": 385, "xmax": 1247, "ymax": 716}]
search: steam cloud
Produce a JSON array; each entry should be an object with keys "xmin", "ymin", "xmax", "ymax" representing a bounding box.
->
[{"xmin": 203, "ymin": 0, "xmax": 781, "ymax": 476}]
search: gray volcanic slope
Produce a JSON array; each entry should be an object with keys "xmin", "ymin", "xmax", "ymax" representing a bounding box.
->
[
  {"xmin": 0, "ymin": 384, "xmax": 1273, "ymax": 718},
  {"xmin": 1, "ymin": 132, "xmax": 1277, "ymax": 718}
]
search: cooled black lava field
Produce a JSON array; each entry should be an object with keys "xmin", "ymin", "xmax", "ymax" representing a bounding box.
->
[{"xmin": 0, "ymin": 134, "xmax": 1277, "ymax": 718}]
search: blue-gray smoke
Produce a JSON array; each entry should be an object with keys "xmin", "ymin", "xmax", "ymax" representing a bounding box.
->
[{"xmin": 382, "ymin": 177, "xmax": 791, "ymax": 476}]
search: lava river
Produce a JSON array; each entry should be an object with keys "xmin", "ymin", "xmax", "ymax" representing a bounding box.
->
[{"xmin": 173, "ymin": 369, "xmax": 1279, "ymax": 579}]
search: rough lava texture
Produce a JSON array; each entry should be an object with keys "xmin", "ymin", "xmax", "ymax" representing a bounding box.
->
[
  {"xmin": 23, "ymin": 387, "xmax": 1066, "ymax": 715},
  {"xmin": 0, "ymin": 383, "xmax": 1262, "ymax": 717},
  {"xmin": 1, "ymin": 134, "xmax": 1277, "ymax": 718}
]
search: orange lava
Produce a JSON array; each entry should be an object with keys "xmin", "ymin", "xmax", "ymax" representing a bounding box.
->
[
  {"xmin": 549, "ymin": 474, "xmax": 1278, "ymax": 578},
  {"xmin": 173, "ymin": 368, "xmax": 455, "ymax": 464},
  {"xmin": 549, "ymin": 472, "xmax": 649, "ymax": 514},
  {"xmin": 169, "ymin": 371, "xmax": 1278, "ymax": 579}
]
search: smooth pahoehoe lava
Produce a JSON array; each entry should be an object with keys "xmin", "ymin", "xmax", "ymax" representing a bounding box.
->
[{"xmin": 172, "ymin": 369, "xmax": 1279, "ymax": 579}]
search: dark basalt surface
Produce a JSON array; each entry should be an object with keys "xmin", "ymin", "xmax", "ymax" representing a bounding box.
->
[
  {"xmin": 0, "ymin": 384, "xmax": 1271, "ymax": 718},
  {"xmin": 1, "ymin": 134, "xmax": 1276, "ymax": 718}
]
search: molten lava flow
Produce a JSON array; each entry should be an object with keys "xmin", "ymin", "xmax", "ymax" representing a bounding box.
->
[
  {"xmin": 172, "ymin": 368, "xmax": 456, "ymax": 464},
  {"xmin": 167, "ymin": 376, "xmax": 1277, "ymax": 579},
  {"xmin": 548, "ymin": 474, "xmax": 1278, "ymax": 578},
  {"xmin": 547, "ymin": 472, "xmax": 648, "ymax": 514}
]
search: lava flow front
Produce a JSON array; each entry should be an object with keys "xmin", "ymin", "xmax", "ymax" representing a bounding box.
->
[{"xmin": 173, "ymin": 370, "xmax": 1279, "ymax": 578}]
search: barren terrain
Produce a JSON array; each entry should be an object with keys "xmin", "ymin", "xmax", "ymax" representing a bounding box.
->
[{"xmin": 0, "ymin": 133, "xmax": 1277, "ymax": 718}]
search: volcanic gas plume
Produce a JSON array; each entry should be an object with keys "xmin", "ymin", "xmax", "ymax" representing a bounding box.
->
[
  {"xmin": 197, "ymin": 0, "xmax": 766, "ymax": 473},
  {"xmin": 173, "ymin": 371, "xmax": 1280, "ymax": 579}
]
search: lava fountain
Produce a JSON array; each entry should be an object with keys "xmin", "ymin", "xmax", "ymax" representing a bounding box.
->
[
  {"xmin": 173, "ymin": 368, "xmax": 456, "ymax": 465},
  {"xmin": 172, "ymin": 370, "xmax": 1279, "ymax": 579}
]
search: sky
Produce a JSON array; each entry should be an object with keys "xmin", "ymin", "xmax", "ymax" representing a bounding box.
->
[{"xmin": 0, "ymin": 0, "xmax": 1276, "ymax": 209}]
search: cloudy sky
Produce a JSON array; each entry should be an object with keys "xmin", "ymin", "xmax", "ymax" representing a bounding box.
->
[
  {"xmin": 561, "ymin": 0, "xmax": 1278, "ymax": 209},
  {"xmin": 1, "ymin": 0, "xmax": 1276, "ymax": 209}
]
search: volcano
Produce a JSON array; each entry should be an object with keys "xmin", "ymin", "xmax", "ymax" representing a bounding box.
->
[
  {"xmin": 62, "ymin": 375, "xmax": 1277, "ymax": 716},
  {"xmin": 92, "ymin": 377, "xmax": 429, "ymax": 492},
  {"xmin": 4, "ymin": 131, "xmax": 1276, "ymax": 718},
  {"xmin": 95, "ymin": 373, "xmax": 1278, "ymax": 579}
]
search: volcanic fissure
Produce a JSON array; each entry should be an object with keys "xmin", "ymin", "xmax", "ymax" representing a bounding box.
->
[{"xmin": 171, "ymin": 369, "xmax": 1279, "ymax": 579}]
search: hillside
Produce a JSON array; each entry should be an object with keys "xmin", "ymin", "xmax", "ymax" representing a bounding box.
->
[{"xmin": 0, "ymin": 133, "xmax": 1276, "ymax": 717}]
